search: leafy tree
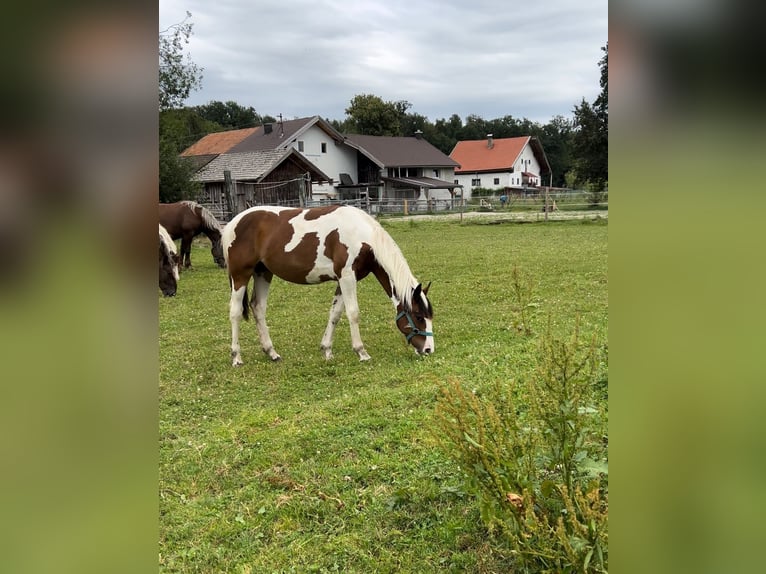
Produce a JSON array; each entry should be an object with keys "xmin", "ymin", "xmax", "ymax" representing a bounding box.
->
[
  {"xmin": 538, "ymin": 115, "xmax": 574, "ymax": 188},
  {"xmin": 159, "ymin": 13, "xmax": 203, "ymax": 111},
  {"xmin": 159, "ymin": 138, "xmax": 200, "ymax": 203},
  {"xmin": 193, "ymin": 100, "xmax": 266, "ymax": 130},
  {"xmin": 159, "ymin": 13, "xmax": 204, "ymax": 201},
  {"xmin": 343, "ymin": 94, "xmax": 408, "ymax": 136},
  {"xmin": 572, "ymin": 44, "xmax": 608, "ymax": 190},
  {"xmin": 161, "ymin": 108, "xmax": 219, "ymax": 153}
]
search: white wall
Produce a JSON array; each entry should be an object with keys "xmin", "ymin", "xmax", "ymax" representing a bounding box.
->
[{"xmin": 291, "ymin": 126, "xmax": 357, "ymax": 197}]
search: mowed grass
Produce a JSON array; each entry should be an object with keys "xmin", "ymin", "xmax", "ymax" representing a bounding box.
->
[{"xmin": 159, "ymin": 217, "xmax": 608, "ymax": 573}]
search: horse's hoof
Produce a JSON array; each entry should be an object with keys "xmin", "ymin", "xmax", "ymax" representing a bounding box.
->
[
  {"xmin": 358, "ymin": 352, "xmax": 372, "ymax": 362},
  {"xmin": 271, "ymin": 355, "xmax": 282, "ymax": 362}
]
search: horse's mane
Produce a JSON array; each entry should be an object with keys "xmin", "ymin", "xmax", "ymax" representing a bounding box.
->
[
  {"xmin": 365, "ymin": 214, "xmax": 420, "ymax": 310},
  {"xmin": 159, "ymin": 224, "xmax": 177, "ymax": 256},
  {"xmin": 180, "ymin": 200, "xmax": 222, "ymax": 233}
]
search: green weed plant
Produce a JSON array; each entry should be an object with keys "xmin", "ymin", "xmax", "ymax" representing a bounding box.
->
[{"xmin": 434, "ymin": 318, "xmax": 608, "ymax": 573}]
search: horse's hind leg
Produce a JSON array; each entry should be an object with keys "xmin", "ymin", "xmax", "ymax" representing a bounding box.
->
[
  {"xmin": 338, "ymin": 274, "xmax": 371, "ymax": 361},
  {"xmin": 320, "ymin": 286, "xmax": 345, "ymax": 360},
  {"xmin": 252, "ymin": 271, "xmax": 281, "ymax": 361}
]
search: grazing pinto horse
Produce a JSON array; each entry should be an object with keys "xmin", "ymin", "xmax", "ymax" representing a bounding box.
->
[
  {"xmin": 223, "ymin": 205, "xmax": 434, "ymax": 364},
  {"xmin": 159, "ymin": 224, "xmax": 180, "ymax": 296},
  {"xmin": 159, "ymin": 200, "xmax": 226, "ymax": 269}
]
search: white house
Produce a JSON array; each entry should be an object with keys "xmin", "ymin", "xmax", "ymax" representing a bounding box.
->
[{"xmin": 450, "ymin": 135, "xmax": 552, "ymax": 198}]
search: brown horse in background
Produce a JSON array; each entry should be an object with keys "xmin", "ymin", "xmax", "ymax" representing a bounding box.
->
[{"xmin": 159, "ymin": 201, "xmax": 226, "ymax": 269}]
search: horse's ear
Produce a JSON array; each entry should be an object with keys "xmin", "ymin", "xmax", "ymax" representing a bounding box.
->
[
  {"xmin": 423, "ymin": 281, "xmax": 431, "ymax": 296},
  {"xmin": 413, "ymin": 283, "xmax": 422, "ymax": 300}
]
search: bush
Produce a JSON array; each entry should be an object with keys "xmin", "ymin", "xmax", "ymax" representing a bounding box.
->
[{"xmin": 434, "ymin": 319, "xmax": 608, "ymax": 573}]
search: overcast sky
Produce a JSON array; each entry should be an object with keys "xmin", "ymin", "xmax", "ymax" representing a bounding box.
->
[{"xmin": 159, "ymin": 0, "xmax": 607, "ymax": 125}]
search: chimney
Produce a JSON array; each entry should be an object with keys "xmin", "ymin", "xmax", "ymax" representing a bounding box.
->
[
  {"xmin": 264, "ymin": 123, "xmax": 273, "ymax": 134},
  {"xmin": 487, "ymin": 134, "xmax": 494, "ymax": 149},
  {"xmin": 414, "ymin": 129, "xmax": 423, "ymax": 140}
]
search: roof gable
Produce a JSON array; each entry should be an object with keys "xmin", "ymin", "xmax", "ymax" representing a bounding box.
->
[
  {"xmin": 344, "ymin": 134, "xmax": 460, "ymax": 169},
  {"xmin": 228, "ymin": 115, "xmax": 345, "ymax": 153},
  {"xmin": 180, "ymin": 116, "xmax": 346, "ymax": 158},
  {"xmin": 450, "ymin": 136, "xmax": 530, "ymax": 173}
]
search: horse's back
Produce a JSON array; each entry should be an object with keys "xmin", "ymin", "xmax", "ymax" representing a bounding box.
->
[
  {"xmin": 159, "ymin": 201, "xmax": 201, "ymax": 237},
  {"xmin": 223, "ymin": 205, "xmax": 377, "ymax": 283}
]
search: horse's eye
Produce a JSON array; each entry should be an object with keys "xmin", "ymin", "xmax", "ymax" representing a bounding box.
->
[{"xmin": 415, "ymin": 315, "xmax": 425, "ymax": 322}]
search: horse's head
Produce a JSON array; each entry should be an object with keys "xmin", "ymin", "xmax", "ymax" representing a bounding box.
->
[
  {"xmin": 395, "ymin": 282, "xmax": 434, "ymax": 355},
  {"xmin": 159, "ymin": 242, "xmax": 180, "ymax": 297},
  {"xmin": 211, "ymin": 236, "xmax": 226, "ymax": 268}
]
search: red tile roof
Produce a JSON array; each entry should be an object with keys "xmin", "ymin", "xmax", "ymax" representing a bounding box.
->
[
  {"xmin": 180, "ymin": 127, "xmax": 259, "ymax": 157},
  {"xmin": 450, "ymin": 136, "xmax": 530, "ymax": 173}
]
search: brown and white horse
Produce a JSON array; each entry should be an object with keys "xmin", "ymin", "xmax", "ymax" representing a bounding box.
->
[
  {"xmin": 159, "ymin": 224, "xmax": 180, "ymax": 297},
  {"xmin": 222, "ymin": 205, "xmax": 434, "ymax": 364},
  {"xmin": 159, "ymin": 200, "xmax": 226, "ymax": 269}
]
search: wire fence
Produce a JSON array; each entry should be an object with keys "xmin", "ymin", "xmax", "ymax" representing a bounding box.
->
[{"xmin": 204, "ymin": 186, "xmax": 607, "ymax": 223}]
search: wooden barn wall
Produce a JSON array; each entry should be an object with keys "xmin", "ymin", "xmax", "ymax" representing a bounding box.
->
[{"xmin": 196, "ymin": 160, "xmax": 313, "ymax": 222}]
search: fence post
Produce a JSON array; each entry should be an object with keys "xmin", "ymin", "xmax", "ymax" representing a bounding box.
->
[
  {"xmin": 298, "ymin": 173, "xmax": 306, "ymax": 207},
  {"xmin": 223, "ymin": 170, "xmax": 236, "ymax": 219}
]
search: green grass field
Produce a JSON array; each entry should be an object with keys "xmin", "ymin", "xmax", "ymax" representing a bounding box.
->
[{"xmin": 159, "ymin": 217, "xmax": 608, "ymax": 573}]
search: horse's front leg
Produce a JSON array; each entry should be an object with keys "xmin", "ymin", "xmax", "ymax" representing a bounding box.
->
[
  {"xmin": 181, "ymin": 234, "xmax": 193, "ymax": 268},
  {"xmin": 252, "ymin": 272, "xmax": 281, "ymax": 361},
  {"xmin": 338, "ymin": 274, "xmax": 371, "ymax": 361},
  {"xmin": 320, "ymin": 286, "xmax": 345, "ymax": 360}
]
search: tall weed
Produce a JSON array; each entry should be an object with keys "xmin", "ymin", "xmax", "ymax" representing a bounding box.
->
[{"xmin": 434, "ymin": 319, "xmax": 608, "ymax": 572}]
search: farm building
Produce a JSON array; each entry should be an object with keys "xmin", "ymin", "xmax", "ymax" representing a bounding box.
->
[
  {"xmin": 450, "ymin": 135, "xmax": 552, "ymax": 197},
  {"xmin": 341, "ymin": 132, "xmax": 461, "ymax": 204},
  {"xmin": 192, "ymin": 148, "xmax": 334, "ymax": 221},
  {"xmin": 180, "ymin": 116, "xmax": 461, "ymax": 217}
]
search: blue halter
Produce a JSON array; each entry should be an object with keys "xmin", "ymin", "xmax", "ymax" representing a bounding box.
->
[{"xmin": 396, "ymin": 310, "xmax": 433, "ymax": 343}]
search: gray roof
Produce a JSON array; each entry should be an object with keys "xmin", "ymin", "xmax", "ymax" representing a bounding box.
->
[
  {"xmin": 228, "ymin": 116, "xmax": 345, "ymax": 154},
  {"xmin": 193, "ymin": 149, "xmax": 333, "ymax": 183},
  {"xmin": 343, "ymin": 134, "xmax": 460, "ymax": 169}
]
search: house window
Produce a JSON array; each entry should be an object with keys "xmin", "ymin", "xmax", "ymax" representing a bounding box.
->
[
  {"xmin": 454, "ymin": 179, "xmax": 459, "ymax": 185},
  {"xmin": 432, "ymin": 169, "xmax": 440, "ymax": 178},
  {"xmin": 297, "ymin": 141, "xmax": 304, "ymax": 152},
  {"xmin": 494, "ymin": 178, "xmax": 500, "ymax": 185},
  {"xmin": 471, "ymin": 178, "xmax": 481, "ymax": 186},
  {"xmin": 321, "ymin": 142, "xmax": 327, "ymax": 153}
]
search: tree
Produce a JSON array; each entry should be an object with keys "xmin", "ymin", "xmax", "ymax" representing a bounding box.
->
[
  {"xmin": 193, "ymin": 101, "xmax": 264, "ymax": 130},
  {"xmin": 343, "ymin": 94, "xmax": 408, "ymax": 136},
  {"xmin": 539, "ymin": 115, "xmax": 574, "ymax": 188},
  {"xmin": 572, "ymin": 44, "xmax": 608, "ymax": 190},
  {"xmin": 159, "ymin": 137, "xmax": 200, "ymax": 203},
  {"xmin": 159, "ymin": 12, "xmax": 203, "ymax": 111},
  {"xmin": 159, "ymin": 13, "xmax": 205, "ymax": 202}
]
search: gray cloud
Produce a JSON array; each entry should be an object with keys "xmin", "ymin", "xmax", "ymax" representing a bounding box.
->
[{"xmin": 160, "ymin": 0, "xmax": 607, "ymax": 123}]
